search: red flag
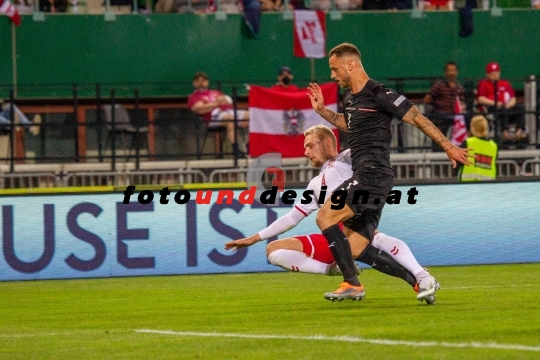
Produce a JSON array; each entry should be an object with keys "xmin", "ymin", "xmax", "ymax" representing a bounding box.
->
[
  {"xmin": 0, "ymin": 0, "xmax": 20, "ymax": 26},
  {"xmin": 451, "ymin": 96, "xmax": 467, "ymax": 146},
  {"xmin": 248, "ymin": 83, "xmax": 339, "ymax": 158},
  {"xmin": 293, "ymin": 10, "xmax": 326, "ymax": 59}
]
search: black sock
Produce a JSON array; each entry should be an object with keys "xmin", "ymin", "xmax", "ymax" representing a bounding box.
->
[
  {"xmin": 322, "ymin": 224, "xmax": 360, "ymax": 286},
  {"xmin": 355, "ymin": 245, "xmax": 416, "ymax": 288}
]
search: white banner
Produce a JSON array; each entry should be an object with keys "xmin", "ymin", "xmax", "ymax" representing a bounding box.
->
[{"xmin": 293, "ymin": 10, "xmax": 326, "ymax": 59}]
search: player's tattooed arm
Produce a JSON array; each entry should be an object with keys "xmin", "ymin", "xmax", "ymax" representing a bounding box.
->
[
  {"xmin": 319, "ymin": 108, "xmax": 348, "ymax": 132},
  {"xmin": 402, "ymin": 106, "xmax": 452, "ymax": 151},
  {"xmin": 403, "ymin": 105, "xmax": 474, "ymax": 167},
  {"xmin": 307, "ymin": 82, "xmax": 348, "ymax": 132}
]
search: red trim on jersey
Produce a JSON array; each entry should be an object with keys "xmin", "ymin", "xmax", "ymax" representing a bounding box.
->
[
  {"xmin": 358, "ymin": 107, "xmax": 377, "ymax": 112},
  {"xmin": 294, "ymin": 205, "xmax": 308, "ymax": 217}
]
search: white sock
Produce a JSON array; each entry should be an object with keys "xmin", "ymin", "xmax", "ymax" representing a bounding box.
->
[
  {"xmin": 372, "ymin": 232, "xmax": 427, "ymax": 281},
  {"xmin": 267, "ymin": 249, "xmax": 329, "ymax": 275}
]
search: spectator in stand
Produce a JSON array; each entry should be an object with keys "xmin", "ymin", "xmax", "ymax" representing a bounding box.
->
[
  {"xmin": 260, "ymin": 0, "xmax": 281, "ymax": 10},
  {"xmin": 457, "ymin": 115, "xmax": 498, "ymax": 182},
  {"xmin": 421, "ymin": 0, "xmax": 453, "ymax": 9},
  {"xmin": 39, "ymin": 0, "xmax": 68, "ymax": 12},
  {"xmin": 391, "ymin": 0, "xmax": 412, "ymax": 9},
  {"xmin": 220, "ymin": 0, "xmax": 242, "ymax": 13},
  {"xmin": 14, "ymin": 0, "xmax": 34, "ymax": 14},
  {"xmin": 476, "ymin": 62, "xmax": 527, "ymax": 143},
  {"xmin": 286, "ymin": 0, "xmax": 306, "ymax": 9},
  {"xmin": 188, "ymin": 71, "xmax": 249, "ymax": 158},
  {"xmin": 313, "ymin": 0, "xmax": 359, "ymax": 10},
  {"xmin": 0, "ymin": 100, "xmax": 39, "ymax": 133},
  {"xmin": 423, "ymin": 61, "xmax": 465, "ymax": 152},
  {"xmin": 311, "ymin": 0, "xmax": 332, "ymax": 10},
  {"xmin": 362, "ymin": 0, "xmax": 391, "ymax": 10},
  {"xmin": 532, "ymin": 0, "xmax": 540, "ymax": 8},
  {"xmin": 270, "ymin": 66, "xmax": 300, "ymax": 92}
]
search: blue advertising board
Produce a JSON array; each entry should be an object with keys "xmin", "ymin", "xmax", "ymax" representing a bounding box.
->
[{"xmin": 1, "ymin": 182, "xmax": 539, "ymax": 281}]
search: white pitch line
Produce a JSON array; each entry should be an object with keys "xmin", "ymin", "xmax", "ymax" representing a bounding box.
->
[
  {"xmin": 445, "ymin": 284, "xmax": 540, "ymax": 289},
  {"xmin": 135, "ymin": 329, "xmax": 540, "ymax": 352},
  {"xmin": 0, "ymin": 333, "xmax": 60, "ymax": 338}
]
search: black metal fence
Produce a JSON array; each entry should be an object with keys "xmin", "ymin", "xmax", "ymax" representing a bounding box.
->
[{"xmin": 0, "ymin": 77, "xmax": 538, "ymax": 171}]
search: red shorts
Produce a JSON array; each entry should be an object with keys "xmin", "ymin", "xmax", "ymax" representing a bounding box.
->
[{"xmin": 296, "ymin": 234, "xmax": 335, "ymax": 264}]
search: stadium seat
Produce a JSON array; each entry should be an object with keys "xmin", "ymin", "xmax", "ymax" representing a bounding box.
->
[{"xmin": 103, "ymin": 104, "xmax": 148, "ymax": 161}]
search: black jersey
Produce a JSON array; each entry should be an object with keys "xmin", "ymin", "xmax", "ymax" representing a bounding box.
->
[{"xmin": 342, "ymin": 79, "xmax": 413, "ymax": 176}]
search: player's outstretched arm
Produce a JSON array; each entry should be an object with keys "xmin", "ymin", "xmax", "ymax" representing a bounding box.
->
[
  {"xmin": 402, "ymin": 106, "xmax": 473, "ymax": 168},
  {"xmin": 307, "ymin": 83, "xmax": 348, "ymax": 132},
  {"xmin": 225, "ymin": 234, "xmax": 262, "ymax": 252},
  {"xmin": 224, "ymin": 207, "xmax": 307, "ymax": 252}
]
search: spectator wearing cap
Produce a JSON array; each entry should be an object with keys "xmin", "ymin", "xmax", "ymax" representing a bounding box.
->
[
  {"xmin": 270, "ymin": 66, "xmax": 300, "ymax": 92},
  {"xmin": 476, "ymin": 62, "xmax": 527, "ymax": 143},
  {"xmin": 188, "ymin": 71, "xmax": 249, "ymax": 157}
]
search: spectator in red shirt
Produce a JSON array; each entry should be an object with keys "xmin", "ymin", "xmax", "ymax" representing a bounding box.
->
[
  {"xmin": 476, "ymin": 62, "xmax": 527, "ymax": 143},
  {"xmin": 270, "ymin": 66, "xmax": 300, "ymax": 92},
  {"xmin": 188, "ymin": 71, "xmax": 249, "ymax": 157}
]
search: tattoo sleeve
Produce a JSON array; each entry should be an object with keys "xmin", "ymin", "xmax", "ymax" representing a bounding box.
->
[
  {"xmin": 319, "ymin": 108, "xmax": 348, "ymax": 132},
  {"xmin": 402, "ymin": 106, "xmax": 453, "ymax": 151}
]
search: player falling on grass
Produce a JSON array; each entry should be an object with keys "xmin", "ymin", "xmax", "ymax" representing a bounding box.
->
[
  {"xmin": 307, "ymin": 43, "xmax": 472, "ymax": 302},
  {"xmin": 225, "ymin": 125, "xmax": 438, "ymax": 304}
]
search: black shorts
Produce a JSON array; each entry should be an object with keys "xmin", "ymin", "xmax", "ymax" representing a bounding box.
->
[{"xmin": 336, "ymin": 169, "xmax": 394, "ymax": 241}]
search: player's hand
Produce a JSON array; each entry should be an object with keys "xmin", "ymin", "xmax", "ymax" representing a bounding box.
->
[
  {"xmin": 307, "ymin": 83, "xmax": 326, "ymax": 113},
  {"xmin": 446, "ymin": 146, "xmax": 474, "ymax": 168},
  {"xmin": 224, "ymin": 235, "xmax": 261, "ymax": 252}
]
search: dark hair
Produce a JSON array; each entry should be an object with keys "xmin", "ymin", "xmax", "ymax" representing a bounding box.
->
[
  {"xmin": 445, "ymin": 61, "xmax": 458, "ymax": 71},
  {"xmin": 328, "ymin": 43, "xmax": 361, "ymax": 60},
  {"xmin": 193, "ymin": 71, "xmax": 208, "ymax": 80}
]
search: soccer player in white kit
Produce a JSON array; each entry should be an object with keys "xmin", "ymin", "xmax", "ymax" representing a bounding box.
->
[{"xmin": 225, "ymin": 125, "xmax": 439, "ymax": 304}]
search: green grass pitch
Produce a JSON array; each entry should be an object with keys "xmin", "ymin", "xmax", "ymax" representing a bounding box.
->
[{"xmin": 1, "ymin": 263, "xmax": 539, "ymax": 359}]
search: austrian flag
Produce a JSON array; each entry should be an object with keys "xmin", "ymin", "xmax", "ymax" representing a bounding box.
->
[
  {"xmin": 248, "ymin": 83, "xmax": 339, "ymax": 157},
  {"xmin": 451, "ymin": 96, "xmax": 467, "ymax": 146},
  {"xmin": 0, "ymin": 0, "xmax": 20, "ymax": 26}
]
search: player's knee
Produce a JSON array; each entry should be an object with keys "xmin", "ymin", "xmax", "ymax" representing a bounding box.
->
[
  {"xmin": 315, "ymin": 210, "xmax": 329, "ymax": 230},
  {"xmin": 266, "ymin": 240, "xmax": 281, "ymax": 257},
  {"xmin": 267, "ymin": 248, "xmax": 284, "ymax": 265},
  {"xmin": 371, "ymin": 232, "xmax": 386, "ymax": 248}
]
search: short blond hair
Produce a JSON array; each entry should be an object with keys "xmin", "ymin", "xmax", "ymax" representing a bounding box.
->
[
  {"xmin": 304, "ymin": 125, "xmax": 337, "ymax": 149},
  {"xmin": 470, "ymin": 115, "xmax": 489, "ymax": 138},
  {"xmin": 329, "ymin": 43, "xmax": 361, "ymax": 60}
]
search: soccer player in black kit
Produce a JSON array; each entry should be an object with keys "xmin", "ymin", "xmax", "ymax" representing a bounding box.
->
[{"xmin": 307, "ymin": 43, "xmax": 473, "ymax": 302}]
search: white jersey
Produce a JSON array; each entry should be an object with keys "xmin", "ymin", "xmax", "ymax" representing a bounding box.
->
[
  {"xmin": 293, "ymin": 149, "xmax": 353, "ymax": 217},
  {"xmin": 257, "ymin": 150, "xmax": 354, "ymax": 240}
]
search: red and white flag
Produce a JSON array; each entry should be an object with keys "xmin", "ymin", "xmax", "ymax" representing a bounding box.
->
[
  {"xmin": 293, "ymin": 10, "xmax": 326, "ymax": 59},
  {"xmin": 450, "ymin": 96, "xmax": 467, "ymax": 146},
  {"xmin": 0, "ymin": 0, "xmax": 20, "ymax": 26},
  {"xmin": 249, "ymin": 83, "xmax": 339, "ymax": 158}
]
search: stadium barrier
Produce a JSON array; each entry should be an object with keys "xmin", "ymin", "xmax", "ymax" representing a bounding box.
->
[
  {"xmin": 1, "ymin": 182, "xmax": 539, "ymax": 281},
  {"xmin": 1, "ymin": 150, "xmax": 540, "ymax": 190}
]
